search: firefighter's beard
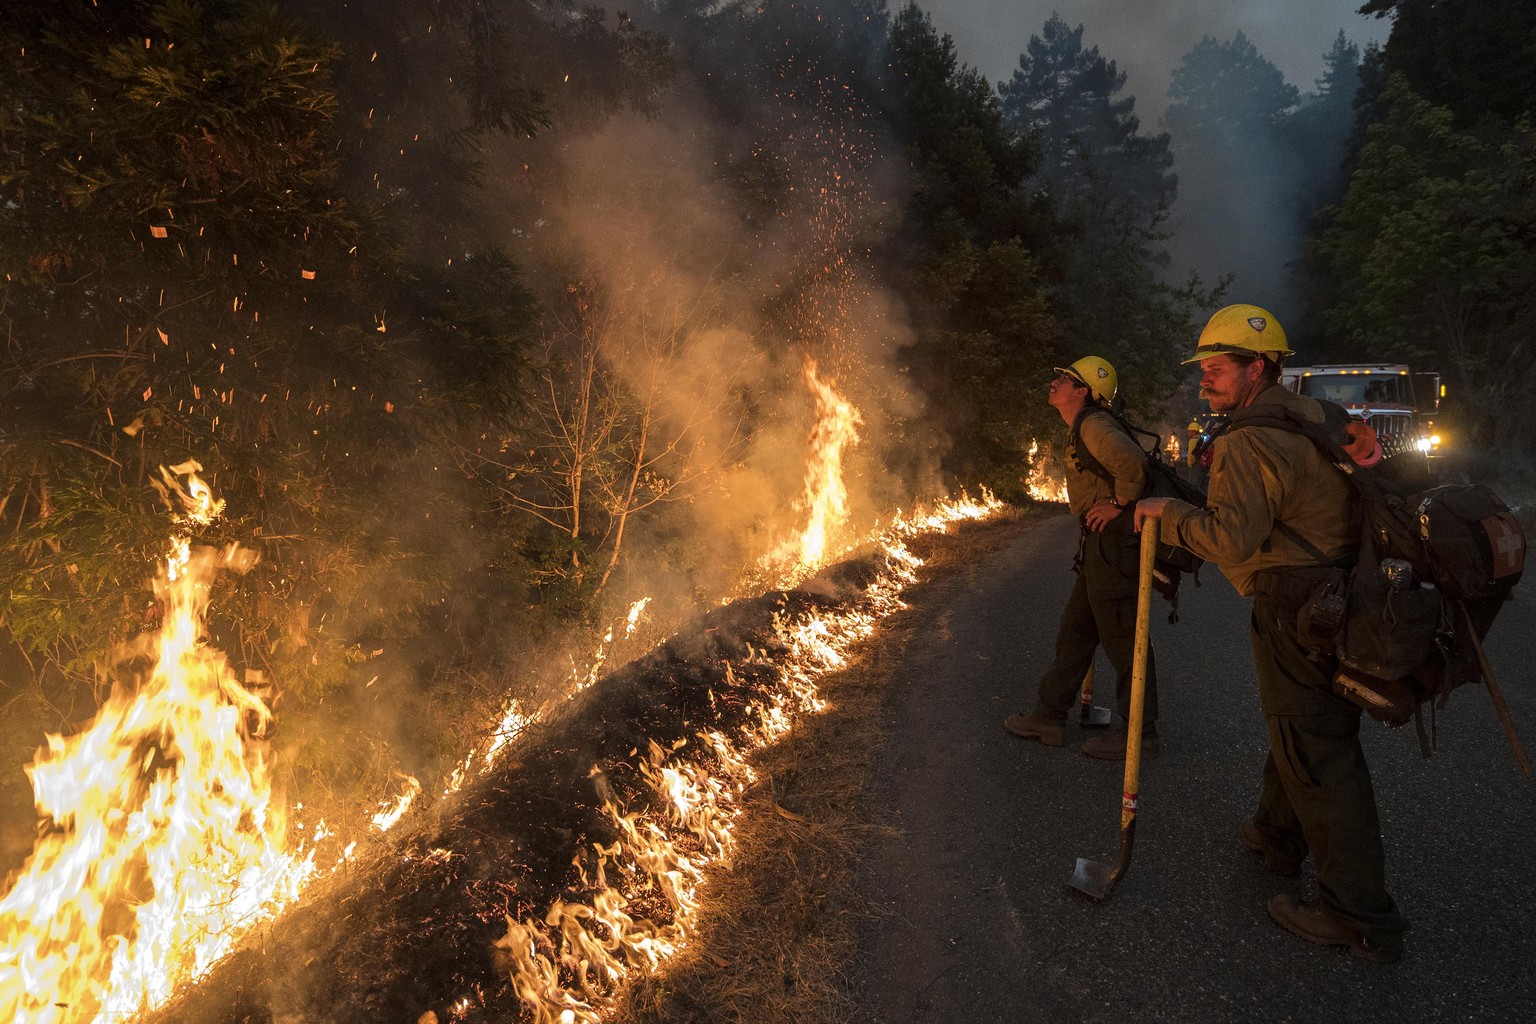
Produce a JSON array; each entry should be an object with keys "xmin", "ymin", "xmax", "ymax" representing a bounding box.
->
[
  {"xmin": 1199, "ymin": 385, "xmax": 1234, "ymax": 412},
  {"xmin": 1201, "ymin": 376, "xmax": 1262, "ymax": 413}
]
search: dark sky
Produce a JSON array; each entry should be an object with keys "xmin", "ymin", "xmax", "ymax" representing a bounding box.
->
[{"xmin": 918, "ymin": 0, "xmax": 1391, "ymax": 121}]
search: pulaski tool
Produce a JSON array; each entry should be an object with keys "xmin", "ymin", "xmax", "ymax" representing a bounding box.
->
[
  {"xmin": 1078, "ymin": 663, "xmax": 1111, "ymax": 727},
  {"xmin": 1069, "ymin": 519, "xmax": 1158, "ymax": 901},
  {"xmin": 1461, "ymin": 603, "xmax": 1532, "ymax": 776}
]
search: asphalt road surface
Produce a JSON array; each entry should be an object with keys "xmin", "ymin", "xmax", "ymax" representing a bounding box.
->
[{"xmin": 854, "ymin": 511, "xmax": 1535, "ymax": 1024}]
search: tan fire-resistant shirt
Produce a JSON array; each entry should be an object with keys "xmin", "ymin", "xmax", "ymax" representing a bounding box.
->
[
  {"xmin": 1161, "ymin": 384, "xmax": 1356, "ymax": 596},
  {"xmin": 1064, "ymin": 408, "xmax": 1148, "ymax": 517}
]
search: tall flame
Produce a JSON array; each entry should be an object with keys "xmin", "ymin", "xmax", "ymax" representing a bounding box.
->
[
  {"xmin": 0, "ymin": 463, "xmax": 314, "ymax": 1024},
  {"xmin": 765, "ymin": 358, "xmax": 863, "ymax": 577},
  {"xmin": 0, "ymin": 442, "xmax": 1001, "ymax": 1024}
]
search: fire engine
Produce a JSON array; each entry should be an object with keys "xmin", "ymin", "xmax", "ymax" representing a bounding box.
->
[{"xmin": 1280, "ymin": 363, "xmax": 1444, "ymax": 462}]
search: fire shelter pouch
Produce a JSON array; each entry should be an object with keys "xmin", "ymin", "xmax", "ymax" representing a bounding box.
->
[
  {"xmin": 1331, "ymin": 665, "xmax": 1420, "ymax": 726},
  {"xmin": 1295, "ymin": 566, "xmax": 1348, "ymax": 658}
]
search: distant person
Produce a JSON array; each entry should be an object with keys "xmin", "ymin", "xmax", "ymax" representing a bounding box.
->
[
  {"xmin": 1005, "ymin": 357, "xmax": 1160, "ymax": 760},
  {"xmin": 1135, "ymin": 304, "xmax": 1406, "ymax": 963}
]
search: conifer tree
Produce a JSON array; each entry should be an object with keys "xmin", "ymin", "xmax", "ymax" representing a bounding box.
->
[
  {"xmin": 1000, "ymin": 14, "xmax": 1176, "ymax": 240},
  {"xmin": 998, "ymin": 15, "xmax": 1196, "ymax": 415},
  {"xmin": 880, "ymin": 4, "xmax": 1057, "ymax": 493}
]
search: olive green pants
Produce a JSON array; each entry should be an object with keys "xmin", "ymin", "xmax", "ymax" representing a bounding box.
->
[
  {"xmin": 1035, "ymin": 526, "xmax": 1158, "ymax": 727},
  {"xmin": 1250, "ymin": 590, "xmax": 1407, "ymax": 950}
]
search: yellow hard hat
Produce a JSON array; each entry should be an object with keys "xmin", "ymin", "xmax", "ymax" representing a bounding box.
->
[
  {"xmin": 1053, "ymin": 356, "xmax": 1117, "ymax": 404},
  {"xmin": 1183, "ymin": 304, "xmax": 1293, "ymax": 364}
]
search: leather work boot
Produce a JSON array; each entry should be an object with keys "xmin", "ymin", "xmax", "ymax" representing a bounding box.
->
[
  {"xmin": 1267, "ymin": 894, "xmax": 1403, "ymax": 964},
  {"xmin": 1241, "ymin": 817, "xmax": 1304, "ymax": 877},
  {"xmin": 1003, "ymin": 709, "xmax": 1065, "ymax": 746},
  {"xmin": 1080, "ymin": 724, "xmax": 1159, "ymax": 761}
]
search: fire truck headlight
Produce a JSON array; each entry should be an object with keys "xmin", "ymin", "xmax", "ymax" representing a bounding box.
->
[{"xmin": 1416, "ymin": 436, "xmax": 1432, "ymax": 452}]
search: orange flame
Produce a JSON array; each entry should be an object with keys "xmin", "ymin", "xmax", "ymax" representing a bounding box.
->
[
  {"xmin": 447, "ymin": 597, "xmax": 656, "ymax": 799},
  {"xmin": 0, "ymin": 443, "xmax": 1000, "ymax": 1024},
  {"xmin": 0, "ymin": 465, "xmax": 314, "ymax": 1024},
  {"xmin": 763, "ymin": 359, "xmax": 863, "ymax": 581},
  {"xmin": 1024, "ymin": 440, "xmax": 1069, "ymax": 503},
  {"xmin": 493, "ymin": 490, "xmax": 1002, "ymax": 1021}
]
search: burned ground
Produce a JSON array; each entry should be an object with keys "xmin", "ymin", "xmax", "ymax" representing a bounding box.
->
[{"xmin": 149, "ymin": 585, "xmax": 852, "ymax": 1024}]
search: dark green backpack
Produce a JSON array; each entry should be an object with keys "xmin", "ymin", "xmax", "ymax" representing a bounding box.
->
[{"xmin": 1221, "ymin": 400, "xmax": 1527, "ymax": 762}]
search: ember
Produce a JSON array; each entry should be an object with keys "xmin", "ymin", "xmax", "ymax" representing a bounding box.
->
[{"xmin": 0, "ymin": 447, "xmax": 997, "ymax": 1024}]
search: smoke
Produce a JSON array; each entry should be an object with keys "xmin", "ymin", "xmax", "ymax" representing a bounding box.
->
[
  {"xmin": 919, "ymin": 1, "xmax": 1387, "ymax": 120},
  {"xmin": 919, "ymin": 0, "xmax": 1390, "ymax": 322},
  {"xmin": 470, "ymin": 82, "xmax": 937, "ymax": 627}
]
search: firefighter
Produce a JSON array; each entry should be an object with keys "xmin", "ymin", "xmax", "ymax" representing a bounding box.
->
[
  {"xmin": 1135, "ymin": 304, "xmax": 1407, "ymax": 963},
  {"xmin": 1004, "ymin": 356, "xmax": 1161, "ymax": 759}
]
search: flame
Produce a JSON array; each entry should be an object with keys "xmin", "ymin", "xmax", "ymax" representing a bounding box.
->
[
  {"xmin": 1024, "ymin": 440, "xmax": 1068, "ymax": 503},
  {"xmin": 448, "ymin": 597, "xmax": 657, "ymax": 798},
  {"xmin": 0, "ymin": 465, "xmax": 314, "ymax": 1024},
  {"xmin": 764, "ymin": 359, "xmax": 863, "ymax": 578},
  {"xmin": 493, "ymin": 489, "xmax": 1001, "ymax": 1022},
  {"xmin": 370, "ymin": 774, "xmax": 422, "ymax": 833},
  {"xmin": 0, "ymin": 435, "xmax": 1001, "ymax": 1023}
]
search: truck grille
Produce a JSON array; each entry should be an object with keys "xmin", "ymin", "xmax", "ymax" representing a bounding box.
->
[{"xmin": 1357, "ymin": 412, "xmax": 1415, "ymax": 455}]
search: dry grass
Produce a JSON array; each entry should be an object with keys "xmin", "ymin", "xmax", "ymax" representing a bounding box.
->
[{"xmin": 617, "ymin": 507, "xmax": 1037, "ymax": 1024}]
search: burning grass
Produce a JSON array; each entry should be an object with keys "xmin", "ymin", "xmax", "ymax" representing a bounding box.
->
[
  {"xmin": 145, "ymin": 589, "xmax": 826, "ymax": 1024},
  {"xmin": 4, "ymin": 364, "xmax": 1016, "ymax": 1024},
  {"xmin": 136, "ymin": 497, "xmax": 1010, "ymax": 1024},
  {"xmin": 615, "ymin": 507, "xmax": 1033, "ymax": 1024}
]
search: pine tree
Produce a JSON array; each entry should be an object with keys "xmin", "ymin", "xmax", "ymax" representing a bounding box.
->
[
  {"xmin": 880, "ymin": 4, "xmax": 1058, "ymax": 493},
  {"xmin": 1359, "ymin": 0, "xmax": 1536, "ymax": 128},
  {"xmin": 999, "ymin": 15, "xmax": 1198, "ymax": 422},
  {"xmin": 1000, "ymin": 14, "xmax": 1176, "ymax": 240}
]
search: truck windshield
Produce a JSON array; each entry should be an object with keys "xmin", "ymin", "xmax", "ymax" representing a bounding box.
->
[{"xmin": 1295, "ymin": 375, "xmax": 1413, "ymax": 407}]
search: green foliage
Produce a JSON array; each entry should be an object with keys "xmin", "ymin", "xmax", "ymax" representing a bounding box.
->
[
  {"xmin": 1282, "ymin": 31, "xmax": 1362, "ymax": 206},
  {"xmin": 0, "ymin": 0, "xmax": 652, "ymax": 832},
  {"xmin": 1359, "ymin": 0, "xmax": 1536, "ymax": 128},
  {"xmin": 876, "ymin": 6, "xmax": 1059, "ymax": 493},
  {"xmin": 884, "ymin": 4, "xmax": 1035, "ymax": 248},
  {"xmin": 1309, "ymin": 75, "xmax": 1536, "ymax": 449},
  {"xmin": 1000, "ymin": 14, "xmax": 1176, "ymax": 239},
  {"xmin": 278, "ymin": 0, "xmax": 675, "ymax": 262},
  {"xmin": 1166, "ymin": 32, "xmax": 1300, "ymax": 142}
]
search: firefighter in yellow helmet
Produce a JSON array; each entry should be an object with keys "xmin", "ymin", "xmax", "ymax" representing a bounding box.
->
[
  {"xmin": 1057, "ymin": 355, "xmax": 1118, "ymax": 404},
  {"xmin": 1181, "ymin": 302, "xmax": 1294, "ymax": 365},
  {"xmin": 1004, "ymin": 355, "xmax": 1161, "ymax": 760},
  {"xmin": 1135, "ymin": 304, "xmax": 1407, "ymax": 962}
]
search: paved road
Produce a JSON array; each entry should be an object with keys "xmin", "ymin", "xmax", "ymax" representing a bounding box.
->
[{"xmin": 855, "ymin": 511, "xmax": 1535, "ymax": 1023}]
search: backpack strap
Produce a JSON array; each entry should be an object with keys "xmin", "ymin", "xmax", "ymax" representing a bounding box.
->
[
  {"xmin": 1067, "ymin": 405, "xmax": 1164, "ymax": 498},
  {"xmin": 1220, "ymin": 398, "xmax": 1370, "ymax": 562},
  {"xmin": 1221, "ymin": 400, "xmax": 1357, "ymax": 469},
  {"xmin": 1066, "ymin": 406, "xmax": 1114, "ymax": 484}
]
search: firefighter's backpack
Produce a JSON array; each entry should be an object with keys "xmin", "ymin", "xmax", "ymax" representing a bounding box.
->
[{"xmin": 1222, "ymin": 400, "xmax": 1527, "ymax": 760}]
